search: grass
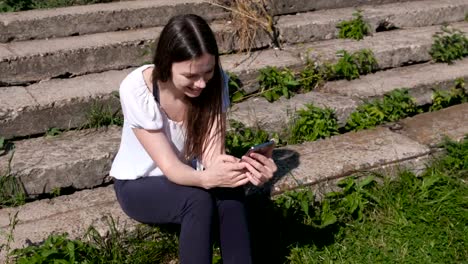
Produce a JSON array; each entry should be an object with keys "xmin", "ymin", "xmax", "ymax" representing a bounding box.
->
[
  {"xmin": 251, "ymin": 137, "xmax": 468, "ymax": 264},
  {"xmin": 81, "ymin": 101, "xmax": 123, "ymax": 129},
  {"xmin": 11, "ymin": 217, "xmax": 179, "ymax": 263},
  {"xmin": 0, "ymin": 153, "xmax": 26, "ymax": 208},
  {"xmin": 0, "ymin": 0, "xmax": 116, "ymax": 12}
]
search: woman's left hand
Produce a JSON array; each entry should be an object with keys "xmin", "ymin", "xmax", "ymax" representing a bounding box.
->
[{"xmin": 241, "ymin": 153, "xmax": 278, "ymax": 186}]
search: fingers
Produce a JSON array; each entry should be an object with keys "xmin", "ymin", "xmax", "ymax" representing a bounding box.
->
[
  {"xmin": 246, "ymin": 172, "xmax": 262, "ymax": 186},
  {"xmin": 244, "ymin": 162, "xmax": 267, "ymax": 185},
  {"xmin": 249, "ymin": 153, "xmax": 278, "ymax": 174},
  {"xmin": 233, "ymin": 177, "xmax": 250, "ymax": 187},
  {"xmin": 218, "ymin": 154, "xmax": 241, "ymax": 163},
  {"xmin": 242, "ymin": 155, "xmax": 266, "ymax": 173}
]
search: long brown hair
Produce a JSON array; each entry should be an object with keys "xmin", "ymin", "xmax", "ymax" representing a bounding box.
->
[{"xmin": 152, "ymin": 14, "xmax": 226, "ymax": 160}]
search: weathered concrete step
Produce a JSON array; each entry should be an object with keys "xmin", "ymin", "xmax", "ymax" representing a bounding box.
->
[
  {"xmin": 0, "ymin": 0, "xmax": 423, "ymax": 43},
  {"xmin": 1, "ymin": 102, "xmax": 467, "ymax": 258},
  {"xmin": 2, "ymin": 12, "xmax": 467, "ymax": 86},
  {"xmin": 271, "ymin": 103, "xmax": 468, "ymax": 194},
  {"xmin": 223, "ymin": 22, "xmax": 468, "ymax": 93},
  {"xmin": 0, "ymin": 126, "xmax": 121, "ymax": 196},
  {"xmin": 0, "ymin": 21, "xmax": 271, "ymax": 86},
  {"xmin": 229, "ymin": 58, "xmax": 468, "ymax": 132},
  {"xmin": 277, "ymin": 0, "xmax": 468, "ymax": 44},
  {"xmin": 1, "ymin": 100, "xmax": 467, "ymax": 199},
  {"xmin": 0, "ymin": 0, "xmax": 228, "ymax": 43},
  {"xmin": 0, "ymin": 185, "xmax": 137, "ymax": 261},
  {"xmin": 268, "ymin": 0, "xmax": 424, "ymax": 16},
  {"xmin": 3, "ymin": 22, "xmax": 468, "ymax": 139}
]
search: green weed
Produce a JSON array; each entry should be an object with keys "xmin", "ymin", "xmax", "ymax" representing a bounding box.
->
[
  {"xmin": 0, "ymin": 211, "xmax": 19, "ymax": 264},
  {"xmin": 0, "ymin": 0, "xmax": 115, "ymax": 12},
  {"xmin": 12, "ymin": 217, "xmax": 179, "ymax": 263},
  {"xmin": 345, "ymin": 89, "xmax": 420, "ymax": 131},
  {"xmin": 45, "ymin": 128, "xmax": 62, "ymax": 137},
  {"xmin": 226, "ymin": 72, "xmax": 246, "ymax": 103},
  {"xmin": 429, "ymin": 26, "xmax": 468, "ymax": 64},
  {"xmin": 258, "ymin": 66, "xmax": 300, "ymax": 102},
  {"xmin": 332, "ymin": 49, "xmax": 378, "ymax": 80},
  {"xmin": 437, "ymin": 136, "xmax": 468, "ymax": 171},
  {"xmin": 298, "ymin": 61, "xmax": 327, "ymax": 92},
  {"xmin": 430, "ymin": 78, "xmax": 468, "ymax": 111},
  {"xmin": 286, "ymin": 138, "xmax": 468, "ymax": 263},
  {"xmin": 0, "ymin": 137, "xmax": 5, "ymax": 152},
  {"xmin": 337, "ymin": 11, "xmax": 370, "ymax": 40},
  {"xmin": 82, "ymin": 102, "xmax": 123, "ymax": 129},
  {"xmin": 13, "ymin": 234, "xmax": 100, "ymax": 263},
  {"xmin": 225, "ymin": 120, "xmax": 274, "ymax": 158},
  {"xmin": 288, "ymin": 104, "xmax": 339, "ymax": 144},
  {"xmin": 0, "ymin": 153, "xmax": 26, "ymax": 208}
]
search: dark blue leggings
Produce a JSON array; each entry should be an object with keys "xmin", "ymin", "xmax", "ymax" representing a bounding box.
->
[{"xmin": 114, "ymin": 176, "xmax": 252, "ymax": 264}]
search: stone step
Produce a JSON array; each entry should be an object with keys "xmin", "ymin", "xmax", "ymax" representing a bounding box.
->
[
  {"xmin": 1, "ymin": 97, "xmax": 467, "ymax": 198},
  {"xmin": 1, "ymin": 2, "xmax": 466, "ymax": 86},
  {"xmin": 3, "ymin": 23, "xmax": 468, "ymax": 138},
  {"xmin": 0, "ymin": 0, "xmax": 228, "ymax": 43},
  {"xmin": 228, "ymin": 58, "xmax": 468, "ymax": 132},
  {"xmin": 0, "ymin": 126, "xmax": 121, "ymax": 196},
  {"xmin": 277, "ymin": 0, "xmax": 468, "ymax": 45},
  {"xmin": 0, "ymin": 0, "xmax": 424, "ymax": 43},
  {"xmin": 0, "ymin": 21, "xmax": 270, "ymax": 86},
  {"xmin": 0, "ymin": 185, "xmax": 137, "ymax": 261},
  {"xmin": 1, "ymin": 102, "xmax": 467, "ymax": 259},
  {"xmin": 268, "ymin": 0, "xmax": 424, "ymax": 16}
]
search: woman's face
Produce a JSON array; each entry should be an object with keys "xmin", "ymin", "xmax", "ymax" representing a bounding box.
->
[{"xmin": 171, "ymin": 53, "xmax": 216, "ymax": 98}]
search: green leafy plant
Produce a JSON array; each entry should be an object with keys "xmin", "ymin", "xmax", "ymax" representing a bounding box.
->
[
  {"xmin": 12, "ymin": 233, "xmax": 99, "ymax": 263},
  {"xmin": 430, "ymin": 78, "xmax": 468, "ymax": 111},
  {"xmin": 274, "ymin": 188, "xmax": 315, "ymax": 222},
  {"xmin": 337, "ymin": 11, "xmax": 370, "ymax": 40},
  {"xmin": 324, "ymin": 176, "xmax": 378, "ymax": 224},
  {"xmin": 45, "ymin": 128, "xmax": 62, "ymax": 137},
  {"xmin": 83, "ymin": 102, "xmax": 123, "ymax": 129},
  {"xmin": 429, "ymin": 26, "xmax": 468, "ymax": 64},
  {"xmin": 332, "ymin": 49, "xmax": 378, "ymax": 80},
  {"xmin": 258, "ymin": 66, "xmax": 300, "ymax": 102},
  {"xmin": 288, "ymin": 104, "xmax": 339, "ymax": 144},
  {"xmin": 226, "ymin": 72, "xmax": 246, "ymax": 103},
  {"xmin": 345, "ymin": 89, "xmax": 420, "ymax": 131},
  {"xmin": 298, "ymin": 61, "xmax": 326, "ymax": 92},
  {"xmin": 225, "ymin": 120, "xmax": 274, "ymax": 158}
]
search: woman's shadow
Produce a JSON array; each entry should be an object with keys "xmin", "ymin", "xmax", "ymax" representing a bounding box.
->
[{"xmin": 245, "ymin": 148, "xmax": 340, "ymax": 264}]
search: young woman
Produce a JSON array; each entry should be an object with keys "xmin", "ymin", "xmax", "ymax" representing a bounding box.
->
[{"xmin": 110, "ymin": 14, "xmax": 277, "ymax": 264}]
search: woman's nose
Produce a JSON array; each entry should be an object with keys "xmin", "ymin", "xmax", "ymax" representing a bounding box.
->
[{"xmin": 194, "ymin": 77, "xmax": 206, "ymax": 89}]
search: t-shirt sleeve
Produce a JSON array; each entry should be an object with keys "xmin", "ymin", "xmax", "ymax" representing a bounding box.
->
[
  {"xmin": 221, "ymin": 70, "xmax": 230, "ymax": 113},
  {"xmin": 119, "ymin": 76, "xmax": 163, "ymax": 130}
]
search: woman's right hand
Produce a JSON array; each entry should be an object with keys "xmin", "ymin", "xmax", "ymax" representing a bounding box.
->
[{"xmin": 201, "ymin": 154, "xmax": 249, "ymax": 189}]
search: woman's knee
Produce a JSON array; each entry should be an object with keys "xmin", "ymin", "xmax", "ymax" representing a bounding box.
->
[{"xmin": 182, "ymin": 188, "xmax": 215, "ymax": 218}]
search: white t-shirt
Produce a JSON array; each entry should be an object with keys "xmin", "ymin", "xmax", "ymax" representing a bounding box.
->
[{"xmin": 110, "ymin": 64, "xmax": 230, "ymax": 180}]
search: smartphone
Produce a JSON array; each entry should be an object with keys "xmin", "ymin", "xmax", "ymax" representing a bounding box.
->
[{"xmin": 243, "ymin": 140, "xmax": 275, "ymax": 158}]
